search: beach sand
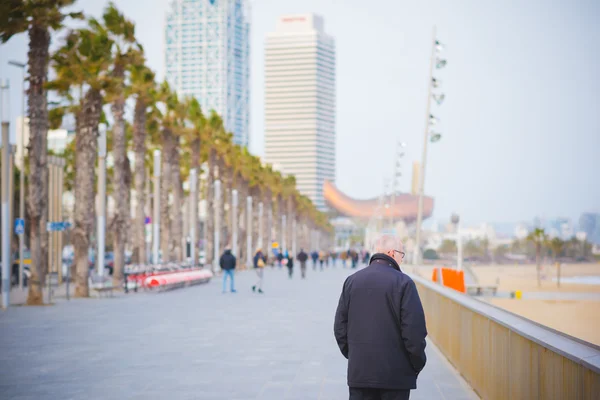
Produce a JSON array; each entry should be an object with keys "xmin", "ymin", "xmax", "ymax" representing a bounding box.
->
[{"xmin": 488, "ymin": 298, "xmax": 600, "ymax": 346}]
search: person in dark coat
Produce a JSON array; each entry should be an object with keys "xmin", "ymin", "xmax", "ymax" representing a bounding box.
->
[
  {"xmin": 219, "ymin": 248, "xmax": 237, "ymax": 293},
  {"xmin": 311, "ymin": 250, "xmax": 319, "ymax": 270},
  {"xmin": 286, "ymin": 251, "xmax": 294, "ymax": 278},
  {"xmin": 276, "ymin": 249, "xmax": 284, "ymax": 268},
  {"xmin": 297, "ymin": 249, "xmax": 308, "ymax": 279},
  {"xmin": 334, "ymin": 235, "xmax": 427, "ymax": 400}
]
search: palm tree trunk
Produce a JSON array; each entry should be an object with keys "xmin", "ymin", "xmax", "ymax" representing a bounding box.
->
[
  {"xmin": 170, "ymin": 144, "xmax": 183, "ymax": 262},
  {"xmin": 238, "ymin": 179, "xmax": 247, "ymax": 264},
  {"xmin": 160, "ymin": 129, "xmax": 173, "ymax": 262},
  {"xmin": 111, "ymin": 67, "xmax": 127, "ymax": 286},
  {"xmin": 204, "ymin": 148, "xmax": 215, "ymax": 267},
  {"xmin": 73, "ymin": 88, "xmax": 102, "ymax": 298},
  {"xmin": 25, "ymin": 24, "xmax": 50, "ymax": 305},
  {"xmin": 133, "ymin": 98, "xmax": 147, "ymax": 264},
  {"xmin": 536, "ymin": 244, "xmax": 541, "ymax": 287}
]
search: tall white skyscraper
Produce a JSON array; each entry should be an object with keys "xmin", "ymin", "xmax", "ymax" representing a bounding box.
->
[
  {"xmin": 264, "ymin": 14, "xmax": 336, "ymax": 211},
  {"xmin": 165, "ymin": 0, "xmax": 250, "ymax": 147}
]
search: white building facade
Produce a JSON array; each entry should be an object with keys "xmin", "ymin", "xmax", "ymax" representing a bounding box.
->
[
  {"xmin": 15, "ymin": 117, "xmax": 72, "ymax": 168},
  {"xmin": 264, "ymin": 14, "xmax": 336, "ymax": 211},
  {"xmin": 165, "ymin": 0, "xmax": 250, "ymax": 147}
]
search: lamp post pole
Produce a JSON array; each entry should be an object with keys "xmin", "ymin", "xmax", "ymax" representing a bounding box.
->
[
  {"xmin": 231, "ymin": 189, "xmax": 238, "ymax": 258},
  {"xmin": 190, "ymin": 168, "xmax": 197, "ymax": 266},
  {"xmin": 246, "ymin": 196, "xmax": 252, "ymax": 267},
  {"xmin": 97, "ymin": 128, "xmax": 106, "ymax": 276},
  {"xmin": 413, "ymin": 25, "xmax": 437, "ymax": 266},
  {"xmin": 152, "ymin": 150, "xmax": 160, "ymax": 264}
]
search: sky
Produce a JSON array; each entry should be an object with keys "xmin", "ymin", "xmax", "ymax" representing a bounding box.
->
[{"xmin": 1, "ymin": 0, "xmax": 599, "ymax": 226}]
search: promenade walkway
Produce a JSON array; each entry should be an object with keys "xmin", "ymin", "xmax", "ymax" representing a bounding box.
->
[{"xmin": 0, "ymin": 262, "xmax": 478, "ymax": 399}]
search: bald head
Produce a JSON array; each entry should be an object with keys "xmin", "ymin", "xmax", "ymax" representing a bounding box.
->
[{"xmin": 373, "ymin": 234, "xmax": 405, "ymax": 265}]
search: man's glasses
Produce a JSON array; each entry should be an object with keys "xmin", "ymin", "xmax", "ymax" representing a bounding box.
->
[{"xmin": 393, "ymin": 250, "xmax": 405, "ymax": 260}]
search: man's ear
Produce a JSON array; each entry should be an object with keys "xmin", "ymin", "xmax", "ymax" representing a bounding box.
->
[{"xmin": 386, "ymin": 250, "xmax": 395, "ymax": 258}]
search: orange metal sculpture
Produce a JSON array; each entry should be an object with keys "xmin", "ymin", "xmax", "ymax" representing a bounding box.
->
[{"xmin": 323, "ymin": 180, "xmax": 434, "ymax": 222}]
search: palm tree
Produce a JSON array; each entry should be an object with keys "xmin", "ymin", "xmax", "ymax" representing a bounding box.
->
[
  {"xmin": 129, "ymin": 62, "xmax": 155, "ymax": 264},
  {"xmin": 203, "ymin": 111, "xmax": 224, "ymax": 269},
  {"xmin": 526, "ymin": 228, "xmax": 547, "ymax": 287},
  {"xmin": 49, "ymin": 22, "xmax": 115, "ymax": 297},
  {"xmin": 155, "ymin": 81, "xmax": 178, "ymax": 262},
  {"xmin": 100, "ymin": 2, "xmax": 138, "ymax": 286},
  {"xmin": 548, "ymin": 237, "xmax": 564, "ymax": 287},
  {"xmin": 1, "ymin": 0, "xmax": 82, "ymax": 304}
]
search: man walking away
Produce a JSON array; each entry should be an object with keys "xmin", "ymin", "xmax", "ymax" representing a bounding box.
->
[
  {"xmin": 311, "ymin": 250, "xmax": 319, "ymax": 270},
  {"xmin": 219, "ymin": 248, "xmax": 237, "ymax": 293},
  {"xmin": 297, "ymin": 249, "xmax": 308, "ymax": 279},
  {"xmin": 252, "ymin": 248, "xmax": 266, "ymax": 294},
  {"xmin": 286, "ymin": 251, "xmax": 294, "ymax": 278},
  {"xmin": 334, "ymin": 235, "xmax": 427, "ymax": 400},
  {"xmin": 318, "ymin": 250, "xmax": 326, "ymax": 270}
]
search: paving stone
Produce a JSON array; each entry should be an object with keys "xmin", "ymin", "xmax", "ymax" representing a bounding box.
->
[{"xmin": 0, "ymin": 263, "xmax": 477, "ymax": 399}]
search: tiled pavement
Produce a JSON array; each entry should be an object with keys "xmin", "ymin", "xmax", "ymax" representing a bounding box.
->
[{"xmin": 0, "ymin": 263, "xmax": 478, "ymax": 399}]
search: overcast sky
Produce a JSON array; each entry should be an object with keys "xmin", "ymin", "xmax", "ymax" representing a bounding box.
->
[{"xmin": 1, "ymin": 0, "xmax": 598, "ymax": 225}]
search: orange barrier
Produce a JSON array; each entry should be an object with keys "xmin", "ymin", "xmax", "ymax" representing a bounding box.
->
[{"xmin": 432, "ymin": 267, "xmax": 466, "ymax": 293}]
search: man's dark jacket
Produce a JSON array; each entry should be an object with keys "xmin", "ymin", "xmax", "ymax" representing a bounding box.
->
[
  {"xmin": 334, "ymin": 253, "xmax": 427, "ymax": 390},
  {"xmin": 297, "ymin": 251, "xmax": 308, "ymax": 263},
  {"xmin": 219, "ymin": 250, "xmax": 236, "ymax": 271}
]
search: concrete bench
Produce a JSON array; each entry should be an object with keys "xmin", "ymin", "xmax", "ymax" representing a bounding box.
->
[{"xmin": 89, "ymin": 274, "xmax": 116, "ymax": 297}]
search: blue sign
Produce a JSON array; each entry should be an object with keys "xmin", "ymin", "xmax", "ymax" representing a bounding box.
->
[
  {"xmin": 15, "ymin": 218, "xmax": 25, "ymax": 235},
  {"xmin": 47, "ymin": 221, "xmax": 72, "ymax": 232},
  {"xmin": 145, "ymin": 216, "xmax": 151, "ymax": 225}
]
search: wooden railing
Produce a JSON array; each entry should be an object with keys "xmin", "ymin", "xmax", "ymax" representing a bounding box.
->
[{"xmin": 411, "ymin": 274, "xmax": 600, "ymax": 399}]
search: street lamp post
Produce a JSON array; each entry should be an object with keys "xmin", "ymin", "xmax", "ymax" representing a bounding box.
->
[
  {"xmin": 8, "ymin": 61, "xmax": 26, "ymax": 289},
  {"xmin": 97, "ymin": 128, "xmax": 106, "ymax": 276},
  {"xmin": 413, "ymin": 26, "xmax": 447, "ymax": 265},
  {"xmin": 231, "ymin": 189, "xmax": 238, "ymax": 257},
  {"xmin": 152, "ymin": 150, "xmax": 160, "ymax": 264},
  {"xmin": 246, "ymin": 196, "xmax": 252, "ymax": 267},
  {"xmin": 390, "ymin": 142, "xmax": 406, "ymax": 229},
  {"xmin": 1, "ymin": 84, "xmax": 10, "ymax": 308},
  {"xmin": 213, "ymin": 179, "xmax": 221, "ymax": 272},
  {"xmin": 190, "ymin": 168, "xmax": 197, "ymax": 266}
]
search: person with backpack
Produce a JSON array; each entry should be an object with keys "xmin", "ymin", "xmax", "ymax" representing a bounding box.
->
[
  {"xmin": 252, "ymin": 248, "xmax": 266, "ymax": 294},
  {"xmin": 219, "ymin": 247, "xmax": 237, "ymax": 294}
]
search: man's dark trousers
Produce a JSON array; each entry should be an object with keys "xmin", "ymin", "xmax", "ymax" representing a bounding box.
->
[{"xmin": 349, "ymin": 387, "xmax": 410, "ymax": 400}]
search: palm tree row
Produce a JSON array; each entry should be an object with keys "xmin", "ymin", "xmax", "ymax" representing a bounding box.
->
[{"xmin": 1, "ymin": 1, "xmax": 332, "ymax": 305}]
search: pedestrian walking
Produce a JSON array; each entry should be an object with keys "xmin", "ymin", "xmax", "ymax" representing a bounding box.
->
[
  {"xmin": 319, "ymin": 250, "xmax": 326, "ymax": 270},
  {"xmin": 297, "ymin": 249, "xmax": 308, "ymax": 279},
  {"xmin": 277, "ymin": 249, "xmax": 284, "ymax": 269},
  {"xmin": 331, "ymin": 251, "xmax": 338, "ymax": 267},
  {"xmin": 219, "ymin": 248, "xmax": 237, "ymax": 293},
  {"xmin": 252, "ymin": 248, "xmax": 266, "ymax": 294},
  {"xmin": 311, "ymin": 250, "xmax": 319, "ymax": 270},
  {"xmin": 286, "ymin": 251, "xmax": 294, "ymax": 279},
  {"xmin": 334, "ymin": 235, "xmax": 427, "ymax": 400},
  {"xmin": 351, "ymin": 250, "xmax": 359, "ymax": 269},
  {"xmin": 340, "ymin": 251, "xmax": 348, "ymax": 268}
]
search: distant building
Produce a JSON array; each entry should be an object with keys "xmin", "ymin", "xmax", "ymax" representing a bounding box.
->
[
  {"xmin": 579, "ymin": 213, "xmax": 600, "ymax": 245},
  {"xmin": 15, "ymin": 117, "xmax": 73, "ymax": 168},
  {"xmin": 264, "ymin": 14, "xmax": 336, "ymax": 211},
  {"xmin": 165, "ymin": 0, "xmax": 250, "ymax": 147},
  {"xmin": 546, "ymin": 217, "xmax": 573, "ymax": 240}
]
